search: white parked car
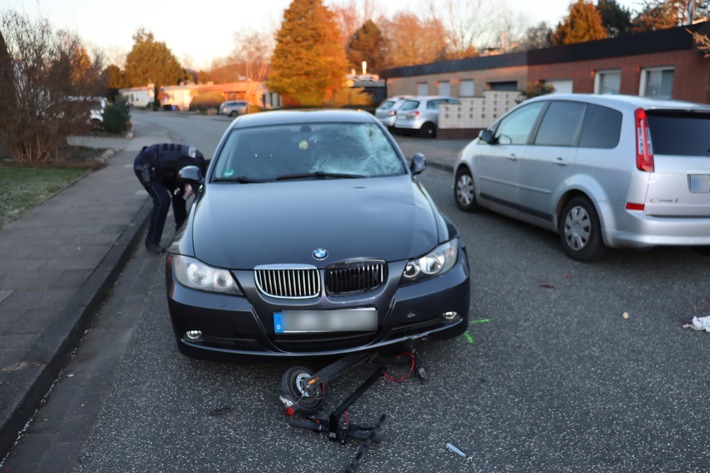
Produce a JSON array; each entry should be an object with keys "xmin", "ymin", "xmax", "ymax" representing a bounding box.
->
[
  {"xmin": 374, "ymin": 96, "xmax": 409, "ymax": 128},
  {"xmin": 219, "ymin": 100, "xmax": 249, "ymax": 118},
  {"xmin": 453, "ymin": 93, "xmax": 710, "ymax": 261},
  {"xmin": 393, "ymin": 96, "xmax": 461, "ymax": 138}
]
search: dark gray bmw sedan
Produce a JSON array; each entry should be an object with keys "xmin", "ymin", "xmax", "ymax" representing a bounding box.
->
[{"xmin": 166, "ymin": 110, "xmax": 470, "ymax": 359}]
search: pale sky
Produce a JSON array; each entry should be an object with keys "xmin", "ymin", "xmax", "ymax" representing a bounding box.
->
[{"xmin": 2, "ymin": 0, "xmax": 641, "ymax": 69}]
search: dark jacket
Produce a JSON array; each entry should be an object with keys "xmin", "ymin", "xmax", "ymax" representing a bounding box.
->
[{"xmin": 139, "ymin": 143, "xmax": 207, "ymax": 190}]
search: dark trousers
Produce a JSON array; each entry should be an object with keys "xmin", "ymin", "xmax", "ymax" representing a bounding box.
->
[{"xmin": 134, "ymin": 161, "xmax": 187, "ymax": 246}]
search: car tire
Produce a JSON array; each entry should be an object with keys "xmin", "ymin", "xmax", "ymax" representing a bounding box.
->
[
  {"xmin": 229, "ymin": 110, "xmax": 238, "ymax": 118},
  {"xmin": 454, "ymin": 167, "xmax": 481, "ymax": 212},
  {"xmin": 559, "ymin": 196, "xmax": 606, "ymax": 262},
  {"xmin": 420, "ymin": 122, "xmax": 436, "ymax": 138},
  {"xmin": 280, "ymin": 366, "xmax": 325, "ymax": 415}
]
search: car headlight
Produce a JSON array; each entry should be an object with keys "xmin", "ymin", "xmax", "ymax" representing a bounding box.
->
[
  {"xmin": 402, "ymin": 239, "xmax": 459, "ymax": 282},
  {"xmin": 171, "ymin": 255, "xmax": 242, "ymax": 295}
]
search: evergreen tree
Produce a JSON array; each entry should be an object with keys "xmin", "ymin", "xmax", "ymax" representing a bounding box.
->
[
  {"xmin": 597, "ymin": 0, "xmax": 632, "ymax": 37},
  {"xmin": 102, "ymin": 64, "xmax": 130, "ymax": 102},
  {"xmin": 631, "ymin": 0, "xmax": 692, "ymax": 32},
  {"xmin": 347, "ymin": 20, "xmax": 385, "ymax": 74},
  {"xmin": 124, "ymin": 29, "xmax": 185, "ymax": 106},
  {"xmin": 267, "ymin": 0, "xmax": 348, "ymax": 107},
  {"xmin": 552, "ymin": 0, "xmax": 609, "ymax": 45}
]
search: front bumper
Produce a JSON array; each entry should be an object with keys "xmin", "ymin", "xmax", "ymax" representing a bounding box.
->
[{"xmin": 166, "ymin": 255, "xmax": 470, "ymax": 359}]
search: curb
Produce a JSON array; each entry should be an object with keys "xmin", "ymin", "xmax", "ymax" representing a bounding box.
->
[
  {"xmin": 0, "ymin": 198, "xmax": 151, "ymax": 458},
  {"xmin": 426, "ymin": 160, "xmax": 454, "ymax": 174}
]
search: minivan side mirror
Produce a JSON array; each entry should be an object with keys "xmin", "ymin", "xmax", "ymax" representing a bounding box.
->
[
  {"xmin": 410, "ymin": 153, "xmax": 427, "ymax": 175},
  {"xmin": 478, "ymin": 129, "xmax": 494, "ymax": 144}
]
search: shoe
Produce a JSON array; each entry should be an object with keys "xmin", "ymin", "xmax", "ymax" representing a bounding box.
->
[{"xmin": 146, "ymin": 242, "xmax": 166, "ymax": 255}]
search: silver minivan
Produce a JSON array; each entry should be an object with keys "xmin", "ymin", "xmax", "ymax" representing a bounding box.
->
[
  {"xmin": 394, "ymin": 96, "xmax": 461, "ymax": 138},
  {"xmin": 453, "ymin": 93, "xmax": 710, "ymax": 261}
]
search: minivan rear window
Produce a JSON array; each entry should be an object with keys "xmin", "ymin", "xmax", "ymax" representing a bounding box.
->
[
  {"xmin": 578, "ymin": 104, "xmax": 622, "ymax": 149},
  {"xmin": 647, "ymin": 111, "xmax": 710, "ymax": 156}
]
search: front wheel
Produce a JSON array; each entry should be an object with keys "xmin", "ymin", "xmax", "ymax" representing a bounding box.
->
[
  {"xmin": 559, "ymin": 196, "xmax": 606, "ymax": 262},
  {"xmin": 280, "ymin": 366, "xmax": 325, "ymax": 415},
  {"xmin": 454, "ymin": 167, "xmax": 480, "ymax": 212},
  {"xmin": 229, "ymin": 110, "xmax": 238, "ymax": 118}
]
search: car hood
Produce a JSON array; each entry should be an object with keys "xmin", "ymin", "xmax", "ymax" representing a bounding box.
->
[{"xmin": 190, "ymin": 176, "xmax": 440, "ymax": 268}]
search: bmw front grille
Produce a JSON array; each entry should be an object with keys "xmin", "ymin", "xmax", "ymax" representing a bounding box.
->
[
  {"xmin": 254, "ymin": 260, "xmax": 387, "ymax": 299},
  {"xmin": 325, "ymin": 260, "xmax": 386, "ymax": 295},
  {"xmin": 254, "ymin": 265, "xmax": 321, "ymax": 299}
]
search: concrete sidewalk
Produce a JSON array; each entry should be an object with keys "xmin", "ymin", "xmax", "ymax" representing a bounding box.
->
[
  {"xmin": 0, "ymin": 119, "xmax": 468, "ymax": 458},
  {"xmin": 0, "ymin": 123, "xmax": 172, "ymax": 457}
]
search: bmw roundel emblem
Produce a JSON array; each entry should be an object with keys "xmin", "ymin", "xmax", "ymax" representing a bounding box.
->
[{"xmin": 312, "ymin": 248, "xmax": 328, "ymax": 260}]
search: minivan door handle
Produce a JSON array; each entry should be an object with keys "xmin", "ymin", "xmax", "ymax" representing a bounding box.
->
[
  {"xmin": 508, "ymin": 154, "xmax": 518, "ymax": 162},
  {"xmin": 554, "ymin": 157, "xmax": 567, "ymax": 166}
]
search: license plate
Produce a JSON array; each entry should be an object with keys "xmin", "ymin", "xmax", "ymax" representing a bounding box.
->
[
  {"xmin": 689, "ymin": 174, "xmax": 710, "ymax": 193},
  {"xmin": 274, "ymin": 308, "xmax": 377, "ymax": 334}
]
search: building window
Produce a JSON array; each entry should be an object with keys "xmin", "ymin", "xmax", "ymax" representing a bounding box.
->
[
  {"xmin": 594, "ymin": 70, "xmax": 621, "ymax": 95},
  {"xmin": 460, "ymin": 79, "xmax": 474, "ymax": 97},
  {"xmin": 438, "ymin": 80, "xmax": 450, "ymax": 96},
  {"xmin": 488, "ymin": 81, "xmax": 518, "ymax": 91},
  {"xmin": 417, "ymin": 82, "xmax": 428, "ymax": 96},
  {"xmin": 640, "ymin": 67, "xmax": 674, "ymax": 99}
]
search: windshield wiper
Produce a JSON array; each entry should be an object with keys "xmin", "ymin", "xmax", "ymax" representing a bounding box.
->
[
  {"xmin": 213, "ymin": 176, "xmax": 270, "ymax": 183},
  {"xmin": 276, "ymin": 171, "xmax": 366, "ymax": 181}
]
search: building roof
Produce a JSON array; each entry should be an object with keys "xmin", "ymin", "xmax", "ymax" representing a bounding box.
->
[{"xmin": 381, "ymin": 22, "xmax": 709, "ymax": 79}]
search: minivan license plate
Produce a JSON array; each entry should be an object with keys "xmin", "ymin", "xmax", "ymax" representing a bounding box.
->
[
  {"xmin": 689, "ymin": 174, "xmax": 710, "ymax": 193},
  {"xmin": 274, "ymin": 308, "xmax": 377, "ymax": 333}
]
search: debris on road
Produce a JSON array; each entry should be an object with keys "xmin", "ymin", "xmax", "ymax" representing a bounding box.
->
[
  {"xmin": 446, "ymin": 442, "xmax": 473, "ymax": 461},
  {"xmin": 683, "ymin": 315, "xmax": 710, "ymax": 332}
]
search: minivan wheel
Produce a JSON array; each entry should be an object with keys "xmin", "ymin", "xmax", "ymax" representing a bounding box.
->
[
  {"xmin": 229, "ymin": 110, "xmax": 238, "ymax": 118},
  {"xmin": 420, "ymin": 122, "xmax": 436, "ymax": 138},
  {"xmin": 559, "ymin": 196, "xmax": 606, "ymax": 262},
  {"xmin": 454, "ymin": 167, "xmax": 480, "ymax": 212}
]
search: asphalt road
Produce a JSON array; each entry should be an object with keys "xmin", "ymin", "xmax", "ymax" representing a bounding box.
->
[{"xmin": 3, "ymin": 112, "xmax": 710, "ymax": 473}]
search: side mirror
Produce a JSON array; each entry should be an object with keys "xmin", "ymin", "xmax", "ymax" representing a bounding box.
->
[
  {"xmin": 178, "ymin": 165, "xmax": 204, "ymax": 184},
  {"xmin": 478, "ymin": 129, "xmax": 494, "ymax": 144},
  {"xmin": 410, "ymin": 153, "xmax": 427, "ymax": 175}
]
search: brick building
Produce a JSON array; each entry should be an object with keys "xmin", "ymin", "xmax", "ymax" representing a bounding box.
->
[{"xmin": 381, "ymin": 22, "xmax": 710, "ymax": 137}]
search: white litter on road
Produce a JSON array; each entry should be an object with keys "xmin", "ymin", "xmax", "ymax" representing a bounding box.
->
[{"xmin": 683, "ymin": 315, "xmax": 710, "ymax": 332}]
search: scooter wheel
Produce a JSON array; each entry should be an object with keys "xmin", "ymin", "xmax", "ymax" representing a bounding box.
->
[{"xmin": 281, "ymin": 366, "xmax": 325, "ymax": 415}]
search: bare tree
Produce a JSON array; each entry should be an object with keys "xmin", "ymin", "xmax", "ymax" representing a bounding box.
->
[
  {"xmin": 422, "ymin": 0, "xmax": 532, "ymax": 57},
  {"xmin": 379, "ymin": 12, "xmax": 449, "ymax": 68},
  {"xmin": 0, "ymin": 10, "xmax": 104, "ymax": 166},
  {"xmin": 231, "ymin": 31, "xmax": 273, "ymax": 82},
  {"xmin": 424, "ymin": 0, "xmax": 489, "ymax": 57}
]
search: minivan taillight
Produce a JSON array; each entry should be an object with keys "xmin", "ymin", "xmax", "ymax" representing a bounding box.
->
[{"xmin": 635, "ymin": 108, "xmax": 654, "ymax": 172}]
